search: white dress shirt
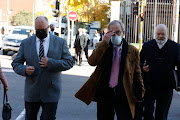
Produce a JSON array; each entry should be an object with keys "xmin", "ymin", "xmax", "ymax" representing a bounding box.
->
[
  {"xmin": 50, "ymin": 31, "xmax": 55, "ymax": 35},
  {"xmin": 36, "ymin": 33, "xmax": 50, "ymax": 59}
]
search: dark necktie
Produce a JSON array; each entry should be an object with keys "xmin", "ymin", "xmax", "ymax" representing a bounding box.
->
[{"xmin": 39, "ymin": 39, "xmax": 44, "ymax": 60}]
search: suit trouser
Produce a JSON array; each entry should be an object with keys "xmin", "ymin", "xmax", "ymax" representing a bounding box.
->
[
  {"xmin": 143, "ymin": 89, "xmax": 173, "ymax": 120},
  {"xmin": 97, "ymin": 88, "xmax": 132, "ymax": 120},
  {"xmin": 75, "ymin": 48, "xmax": 83, "ymax": 64},
  {"xmin": 84, "ymin": 45, "xmax": 88, "ymax": 59},
  {"xmin": 25, "ymin": 101, "xmax": 58, "ymax": 120}
]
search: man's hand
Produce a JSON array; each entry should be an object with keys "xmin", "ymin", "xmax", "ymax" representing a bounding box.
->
[
  {"xmin": 143, "ymin": 65, "xmax": 149, "ymax": 72},
  {"xmin": 103, "ymin": 30, "xmax": 115, "ymax": 44},
  {"xmin": 26, "ymin": 66, "xmax": 35, "ymax": 75},
  {"xmin": 39, "ymin": 57, "xmax": 48, "ymax": 67}
]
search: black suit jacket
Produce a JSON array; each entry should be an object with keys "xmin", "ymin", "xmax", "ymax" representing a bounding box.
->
[{"xmin": 140, "ymin": 39, "xmax": 180, "ymax": 91}]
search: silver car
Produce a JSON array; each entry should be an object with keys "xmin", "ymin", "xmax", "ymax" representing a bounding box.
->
[{"xmin": 1, "ymin": 26, "xmax": 33, "ymax": 55}]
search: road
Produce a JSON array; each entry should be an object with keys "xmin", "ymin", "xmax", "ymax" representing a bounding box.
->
[{"xmin": 0, "ymin": 48, "xmax": 180, "ymax": 120}]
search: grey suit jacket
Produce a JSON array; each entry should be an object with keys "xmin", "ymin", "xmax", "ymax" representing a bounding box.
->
[{"xmin": 11, "ymin": 34, "xmax": 74, "ymax": 102}]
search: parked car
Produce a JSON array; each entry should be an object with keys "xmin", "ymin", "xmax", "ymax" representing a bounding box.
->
[{"xmin": 1, "ymin": 26, "xmax": 33, "ymax": 55}]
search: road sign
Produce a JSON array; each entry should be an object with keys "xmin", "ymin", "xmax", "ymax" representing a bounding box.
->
[{"xmin": 68, "ymin": 11, "xmax": 78, "ymax": 21}]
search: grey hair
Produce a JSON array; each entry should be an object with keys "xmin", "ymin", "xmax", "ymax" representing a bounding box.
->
[
  {"xmin": 108, "ymin": 20, "xmax": 125, "ymax": 31},
  {"xmin": 156, "ymin": 24, "xmax": 168, "ymax": 32}
]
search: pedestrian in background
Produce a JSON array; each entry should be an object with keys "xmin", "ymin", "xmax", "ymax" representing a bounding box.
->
[
  {"xmin": 28, "ymin": 29, "xmax": 34, "ymax": 37},
  {"xmin": 12, "ymin": 16, "xmax": 74, "ymax": 120},
  {"xmin": 49, "ymin": 24, "xmax": 59, "ymax": 36},
  {"xmin": 82, "ymin": 28, "xmax": 90, "ymax": 60},
  {"xmin": 0, "ymin": 63, "xmax": 8, "ymax": 91},
  {"xmin": 140, "ymin": 24, "xmax": 180, "ymax": 120},
  {"xmin": 74, "ymin": 28, "xmax": 87, "ymax": 66},
  {"xmin": 75, "ymin": 20, "xmax": 144, "ymax": 120},
  {"xmin": 92, "ymin": 30, "xmax": 100, "ymax": 49},
  {"xmin": 99, "ymin": 28, "xmax": 108, "ymax": 41}
]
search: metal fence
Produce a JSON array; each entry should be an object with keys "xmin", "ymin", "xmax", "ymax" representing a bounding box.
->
[{"xmin": 119, "ymin": 0, "xmax": 179, "ymax": 43}]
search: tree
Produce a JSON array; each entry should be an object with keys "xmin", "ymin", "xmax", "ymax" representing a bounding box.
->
[
  {"xmin": 67, "ymin": 0, "xmax": 110, "ymax": 28},
  {"xmin": 10, "ymin": 10, "xmax": 53, "ymax": 26},
  {"xmin": 10, "ymin": 10, "xmax": 32, "ymax": 26}
]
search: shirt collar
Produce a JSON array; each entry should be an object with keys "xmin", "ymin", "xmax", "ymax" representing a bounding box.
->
[{"xmin": 113, "ymin": 41, "xmax": 123, "ymax": 50}]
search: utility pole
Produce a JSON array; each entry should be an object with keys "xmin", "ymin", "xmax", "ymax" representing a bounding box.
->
[
  {"xmin": 58, "ymin": 0, "xmax": 61, "ymax": 37},
  {"xmin": 174, "ymin": 0, "xmax": 179, "ymax": 43},
  {"xmin": 7, "ymin": 0, "xmax": 9, "ymax": 31},
  {"xmin": 123, "ymin": 0, "xmax": 126, "ymax": 30},
  {"xmin": 32, "ymin": 2, "xmax": 35, "ymax": 27},
  {"xmin": 153, "ymin": 0, "xmax": 157, "ymax": 39},
  {"xmin": 139, "ymin": 0, "xmax": 144, "ymax": 51},
  {"xmin": 65, "ymin": 0, "xmax": 70, "ymax": 47}
]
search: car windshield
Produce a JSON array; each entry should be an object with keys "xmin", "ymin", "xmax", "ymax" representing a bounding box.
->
[{"xmin": 12, "ymin": 28, "xmax": 31, "ymax": 35}]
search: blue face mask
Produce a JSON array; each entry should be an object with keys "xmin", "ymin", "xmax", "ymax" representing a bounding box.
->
[{"xmin": 111, "ymin": 36, "xmax": 122, "ymax": 46}]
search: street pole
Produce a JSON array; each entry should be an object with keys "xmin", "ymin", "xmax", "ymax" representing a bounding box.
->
[
  {"xmin": 7, "ymin": 0, "xmax": 9, "ymax": 32},
  {"xmin": 139, "ymin": 0, "xmax": 144, "ymax": 51},
  {"xmin": 123, "ymin": 0, "xmax": 126, "ymax": 30},
  {"xmin": 70, "ymin": 21, "xmax": 74, "ymax": 48},
  {"xmin": 174, "ymin": 0, "xmax": 179, "ymax": 43},
  {"xmin": 32, "ymin": 2, "xmax": 35, "ymax": 27},
  {"xmin": 153, "ymin": 0, "xmax": 157, "ymax": 39},
  {"xmin": 65, "ymin": 0, "xmax": 70, "ymax": 47},
  {"xmin": 59, "ymin": 0, "xmax": 61, "ymax": 37}
]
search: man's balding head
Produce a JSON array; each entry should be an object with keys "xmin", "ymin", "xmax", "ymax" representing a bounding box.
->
[{"xmin": 35, "ymin": 16, "xmax": 49, "ymax": 31}]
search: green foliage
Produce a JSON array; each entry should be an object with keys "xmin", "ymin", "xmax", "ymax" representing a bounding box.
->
[
  {"xmin": 10, "ymin": 10, "xmax": 53, "ymax": 26},
  {"xmin": 10, "ymin": 10, "xmax": 33, "ymax": 26}
]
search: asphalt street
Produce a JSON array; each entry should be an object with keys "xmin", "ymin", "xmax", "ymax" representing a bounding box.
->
[{"xmin": 0, "ymin": 48, "xmax": 180, "ymax": 120}]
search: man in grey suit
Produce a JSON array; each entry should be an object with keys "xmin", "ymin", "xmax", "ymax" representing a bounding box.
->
[{"xmin": 11, "ymin": 16, "xmax": 74, "ymax": 120}]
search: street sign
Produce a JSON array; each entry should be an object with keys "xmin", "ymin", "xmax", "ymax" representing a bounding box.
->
[{"xmin": 68, "ymin": 11, "xmax": 78, "ymax": 21}]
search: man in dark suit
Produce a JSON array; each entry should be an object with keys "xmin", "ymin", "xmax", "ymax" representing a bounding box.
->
[
  {"xmin": 28, "ymin": 29, "xmax": 34, "ymax": 37},
  {"xmin": 75, "ymin": 20, "xmax": 144, "ymax": 120},
  {"xmin": 74, "ymin": 28, "xmax": 87, "ymax": 66},
  {"xmin": 11, "ymin": 16, "xmax": 74, "ymax": 120},
  {"xmin": 82, "ymin": 28, "xmax": 90, "ymax": 60},
  {"xmin": 140, "ymin": 24, "xmax": 180, "ymax": 120},
  {"xmin": 99, "ymin": 28, "xmax": 107, "ymax": 41},
  {"xmin": 49, "ymin": 24, "xmax": 59, "ymax": 36}
]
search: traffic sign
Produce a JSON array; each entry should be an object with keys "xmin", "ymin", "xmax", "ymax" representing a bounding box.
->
[{"xmin": 68, "ymin": 11, "xmax": 78, "ymax": 21}]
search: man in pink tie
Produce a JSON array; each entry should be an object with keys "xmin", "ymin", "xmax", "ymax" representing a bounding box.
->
[{"xmin": 75, "ymin": 20, "xmax": 145, "ymax": 120}]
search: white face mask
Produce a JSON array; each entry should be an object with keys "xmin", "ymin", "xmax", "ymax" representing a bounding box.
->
[{"xmin": 111, "ymin": 36, "xmax": 122, "ymax": 46}]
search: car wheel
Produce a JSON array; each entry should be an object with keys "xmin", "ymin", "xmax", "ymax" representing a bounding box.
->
[{"xmin": 2, "ymin": 49, "xmax": 8, "ymax": 55}]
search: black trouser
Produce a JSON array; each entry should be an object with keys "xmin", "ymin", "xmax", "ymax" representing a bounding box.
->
[
  {"xmin": 25, "ymin": 101, "xmax": 58, "ymax": 120},
  {"xmin": 84, "ymin": 45, "xmax": 88, "ymax": 59},
  {"xmin": 143, "ymin": 89, "xmax": 173, "ymax": 120},
  {"xmin": 75, "ymin": 48, "xmax": 83, "ymax": 65},
  {"xmin": 97, "ymin": 88, "xmax": 132, "ymax": 120}
]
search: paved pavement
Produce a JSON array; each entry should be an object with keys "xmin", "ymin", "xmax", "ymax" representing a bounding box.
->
[{"xmin": 0, "ymin": 47, "xmax": 180, "ymax": 120}]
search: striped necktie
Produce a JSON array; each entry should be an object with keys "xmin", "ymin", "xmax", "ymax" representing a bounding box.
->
[{"xmin": 39, "ymin": 39, "xmax": 44, "ymax": 60}]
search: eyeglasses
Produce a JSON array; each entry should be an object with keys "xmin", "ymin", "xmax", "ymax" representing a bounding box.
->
[
  {"xmin": 114, "ymin": 30, "xmax": 122, "ymax": 36},
  {"xmin": 36, "ymin": 26, "xmax": 49, "ymax": 32}
]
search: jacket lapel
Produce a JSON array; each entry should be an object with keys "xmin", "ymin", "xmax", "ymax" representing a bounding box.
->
[
  {"xmin": 47, "ymin": 34, "xmax": 54, "ymax": 57},
  {"xmin": 31, "ymin": 35, "xmax": 40, "ymax": 64},
  {"xmin": 119, "ymin": 39, "xmax": 129, "ymax": 76}
]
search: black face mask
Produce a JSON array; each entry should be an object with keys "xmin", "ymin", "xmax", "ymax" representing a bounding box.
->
[
  {"xmin": 36, "ymin": 29, "xmax": 47, "ymax": 40},
  {"xmin": 51, "ymin": 28, "xmax": 54, "ymax": 32}
]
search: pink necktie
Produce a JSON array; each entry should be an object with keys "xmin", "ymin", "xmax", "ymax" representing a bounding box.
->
[{"xmin": 109, "ymin": 47, "xmax": 120, "ymax": 88}]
